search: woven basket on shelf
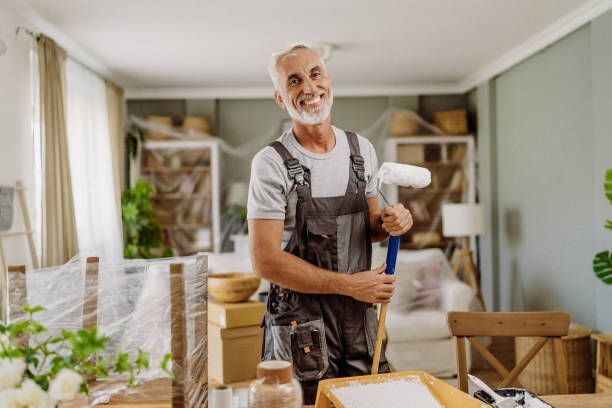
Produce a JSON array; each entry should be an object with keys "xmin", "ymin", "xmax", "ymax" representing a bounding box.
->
[
  {"xmin": 182, "ymin": 116, "xmax": 212, "ymax": 136},
  {"xmin": 434, "ymin": 109, "xmax": 468, "ymax": 135},
  {"xmin": 389, "ymin": 111, "xmax": 421, "ymax": 136},
  {"xmin": 145, "ymin": 115, "xmax": 173, "ymax": 140},
  {"xmin": 515, "ymin": 323, "xmax": 593, "ymax": 394}
]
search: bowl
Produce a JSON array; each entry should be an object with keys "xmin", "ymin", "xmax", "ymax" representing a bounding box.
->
[{"xmin": 208, "ymin": 272, "xmax": 261, "ymax": 303}]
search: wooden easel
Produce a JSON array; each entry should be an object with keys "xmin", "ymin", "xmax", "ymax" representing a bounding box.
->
[
  {"xmin": 0, "ymin": 180, "xmax": 39, "ymax": 272},
  {"xmin": 451, "ymin": 236, "xmax": 485, "ymax": 309}
]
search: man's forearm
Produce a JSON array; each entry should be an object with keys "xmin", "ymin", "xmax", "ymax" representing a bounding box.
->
[{"xmin": 254, "ymin": 248, "xmax": 352, "ymax": 295}]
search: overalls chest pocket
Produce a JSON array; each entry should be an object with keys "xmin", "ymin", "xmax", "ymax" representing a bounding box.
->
[{"xmin": 305, "ymin": 216, "xmax": 338, "ymax": 271}]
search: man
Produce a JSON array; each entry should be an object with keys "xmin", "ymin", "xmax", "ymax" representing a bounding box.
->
[{"xmin": 247, "ymin": 43, "xmax": 413, "ymax": 404}]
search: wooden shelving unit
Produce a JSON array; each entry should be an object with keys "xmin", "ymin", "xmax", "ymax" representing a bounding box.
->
[
  {"xmin": 142, "ymin": 166, "xmax": 210, "ymax": 174},
  {"xmin": 384, "ymin": 135, "xmax": 476, "ymax": 252},
  {"xmin": 140, "ymin": 139, "xmax": 221, "ymax": 254}
]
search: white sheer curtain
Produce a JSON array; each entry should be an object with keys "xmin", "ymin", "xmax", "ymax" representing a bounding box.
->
[{"xmin": 65, "ymin": 59, "xmax": 123, "ymax": 260}]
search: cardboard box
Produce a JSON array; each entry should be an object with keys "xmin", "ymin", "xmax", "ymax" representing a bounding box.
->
[
  {"xmin": 208, "ymin": 322, "xmax": 263, "ymax": 384},
  {"xmin": 208, "ymin": 300, "xmax": 265, "ymax": 328}
]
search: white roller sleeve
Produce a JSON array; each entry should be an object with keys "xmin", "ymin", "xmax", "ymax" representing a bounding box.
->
[{"xmin": 377, "ymin": 162, "xmax": 431, "ymax": 189}]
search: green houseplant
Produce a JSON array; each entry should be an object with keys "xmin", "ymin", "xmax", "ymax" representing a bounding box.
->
[
  {"xmin": 121, "ymin": 179, "xmax": 172, "ymax": 259},
  {"xmin": 593, "ymin": 169, "xmax": 612, "ymax": 284}
]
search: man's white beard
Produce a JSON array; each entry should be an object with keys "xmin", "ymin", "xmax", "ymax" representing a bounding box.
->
[{"xmin": 282, "ymin": 91, "xmax": 333, "ymax": 126}]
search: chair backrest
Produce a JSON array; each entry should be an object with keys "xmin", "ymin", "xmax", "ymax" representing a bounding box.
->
[{"xmin": 447, "ymin": 311, "xmax": 570, "ymax": 394}]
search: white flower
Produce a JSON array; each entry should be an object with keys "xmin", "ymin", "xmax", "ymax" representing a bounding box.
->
[
  {"xmin": 16, "ymin": 378, "xmax": 55, "ymax": 408},
  {"xmin": 0, "ymin": 387, "xmax": 22, "ymax": 408},
  {"xmin": 48, "ymin": 368, "xmax": 82, "ymax": 401},
  {"xmin": 0, "ymin": 358, "xmax": 26, "ymax": 391}
]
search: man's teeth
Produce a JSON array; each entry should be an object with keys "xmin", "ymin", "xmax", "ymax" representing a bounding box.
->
[{"xmin": 302, "ymin": 95, "xmax": 322, "ymax": 105}]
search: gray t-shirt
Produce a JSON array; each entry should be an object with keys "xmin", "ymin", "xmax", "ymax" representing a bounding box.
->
[{"xmin": 247, "ymin": 126, "xmax": 379, "ymax": 248}]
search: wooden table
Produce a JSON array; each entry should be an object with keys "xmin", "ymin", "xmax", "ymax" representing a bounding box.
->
[
  {"xmin": 72, "ymin": 391, "xmax": 612, "ymax": 407},
  {"xmin": 541, "ymin": 393, "xmax": 612, "ymax": 407},
  {"xmin": 306, "ymin": 395, "xmax": 612, "ymax": 408}
]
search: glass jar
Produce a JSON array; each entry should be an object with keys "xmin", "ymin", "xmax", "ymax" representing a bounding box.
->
[{"xmin": 248, "ymin": 360, "xmax": 302, "ymax": 408}]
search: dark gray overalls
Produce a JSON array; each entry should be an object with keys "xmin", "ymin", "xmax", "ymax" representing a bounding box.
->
[{"xmin": 262, "ymin": 131, "xmax": 389, "ymax": 404}]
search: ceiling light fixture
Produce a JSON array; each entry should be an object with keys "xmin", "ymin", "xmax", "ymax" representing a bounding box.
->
[{"xmin": 314, "ymin": 43, "xmax": 335, "ymax": 62}]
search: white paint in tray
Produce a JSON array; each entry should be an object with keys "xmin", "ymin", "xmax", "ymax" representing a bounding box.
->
[{"xmin": 330, "ymin": 378, "xmax": 443, "ymax": 408}]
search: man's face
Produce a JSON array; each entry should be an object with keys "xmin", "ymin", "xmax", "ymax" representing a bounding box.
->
[{"xmin": 274, "ymin": 48, "xmax": 333, "ymax": 126}]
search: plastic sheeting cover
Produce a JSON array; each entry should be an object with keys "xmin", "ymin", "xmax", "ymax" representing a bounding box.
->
[{"xmin": 7, "ymin": 254, "xmax": 207, "ymax": 407}]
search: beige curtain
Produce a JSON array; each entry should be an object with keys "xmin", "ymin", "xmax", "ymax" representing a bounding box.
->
[
  {"xmin": 105, "ymin": 80, "xmax": 125, "ymax": 217},
  {"xmin": 37, "ymin": 35, "xmax": 79, "ymax": 267}
]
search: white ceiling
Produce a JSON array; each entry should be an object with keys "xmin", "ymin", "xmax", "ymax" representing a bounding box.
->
[{"xmin": 7, "ymin": 0, "xmax": 610, "ymax": 97}]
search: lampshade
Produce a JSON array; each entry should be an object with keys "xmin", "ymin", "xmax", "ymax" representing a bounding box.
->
[
  {"xmin": 442, "ymin": 203, "xmax": 484, "ymax": 237},
  {"xmin": 226, "ymin": 182, "xmax": 249, "ymax": 207}
]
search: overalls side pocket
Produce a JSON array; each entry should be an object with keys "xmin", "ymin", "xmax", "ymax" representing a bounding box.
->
[
  {"xmin": 269, "ymin": 319, "xmax": 329, "ymax": 381},
  {"xmin": 290, "ymin": 319, "xmax": 329, "ymax": 381}
]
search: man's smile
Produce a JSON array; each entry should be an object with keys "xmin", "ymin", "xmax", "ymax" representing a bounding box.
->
[{"xmin": 297, "ymin": 92, "xmax": 325, "ymax": 113}]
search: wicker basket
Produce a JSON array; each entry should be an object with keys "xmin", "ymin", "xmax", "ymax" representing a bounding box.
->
[
  {"xmin": 515, "ymin": 323, "xmax": 594, "ymax": 394},
  {"xmin": 146, "ymin": 115, "xmax": 173, "ymax": 140},
  {"xmin": 434, "ymin": 109, "xmax": 468, "ymax": 135},
  {"xmin": 389, "ymin": 111, "xmax": 421, "ymax": 136},
  {"xmin": 592, "ymin": 333, "xmax": 612, "ymax": 393},
  {"xmin": 182, "ymin": 116, "xmax": 212, "ymax": 136}
]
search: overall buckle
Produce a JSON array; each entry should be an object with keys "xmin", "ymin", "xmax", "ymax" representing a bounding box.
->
[
  {"xmin": 285, "ymin": 158, "xmax": 306, "ymax": 186},
  {"xmin": 351, "ymin": 155, "xmax": 366, "ymax": 182}
]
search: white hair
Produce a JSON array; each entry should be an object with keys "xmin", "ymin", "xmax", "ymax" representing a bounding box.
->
[{"xmin": 268, "ymin": 42, "xmax": 325, "ymax": 90}]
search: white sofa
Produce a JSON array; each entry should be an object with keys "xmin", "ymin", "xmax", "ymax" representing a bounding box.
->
[{"xmin": 372, "ymin": 247, "xmax": 474, "ymax": 377}]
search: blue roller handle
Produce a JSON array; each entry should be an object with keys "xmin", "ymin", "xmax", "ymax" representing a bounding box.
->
[{"xmin": 385, "ymin": 235, "xmax": 400, "ymax": 275}]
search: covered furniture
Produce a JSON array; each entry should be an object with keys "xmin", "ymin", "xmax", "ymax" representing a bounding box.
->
[
  {"xmin": 372, "ymin": 247, "xmax": 475, "ymax": 377},
  {"xmin": 7, "ymin": 254, "xmax": 207, "ymax": 407}
]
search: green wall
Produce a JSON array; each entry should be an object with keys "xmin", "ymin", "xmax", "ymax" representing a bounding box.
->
[
  {"xmin": 475, "ymin": 10, "xmax": 612, "ymax": 330},
  {"xmin": 591, "ymin": 10, "xmax": 612, "ymax": 331}
]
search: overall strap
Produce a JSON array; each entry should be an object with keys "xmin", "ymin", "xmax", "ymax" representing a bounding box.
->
[
  {"xmin": 268, "ymin": 141, "xmax": 309, "ymax": 186},
  {"xmin": 345, "ymin": 131, "xmax": 366, "ymax": 193}
]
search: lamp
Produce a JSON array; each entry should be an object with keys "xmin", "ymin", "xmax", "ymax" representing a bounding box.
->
[{"xmin": 442, "ymin": 203, "xmax": 485, "ymax": 309}]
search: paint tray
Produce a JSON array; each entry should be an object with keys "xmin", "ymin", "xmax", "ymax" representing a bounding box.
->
[{"xmin": 314, "ymin": 370, "xmax": 490, "ymax": 408}]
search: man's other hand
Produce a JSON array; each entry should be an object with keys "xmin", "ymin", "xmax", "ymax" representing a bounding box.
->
[{"xmin": 381, "ymin": 203, "xmax": 413, "ymax": 236}]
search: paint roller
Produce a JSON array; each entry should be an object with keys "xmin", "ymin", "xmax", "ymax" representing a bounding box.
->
[{"xmin": 371, "ymin": 162, "xmax": 431, "ymax": 375}]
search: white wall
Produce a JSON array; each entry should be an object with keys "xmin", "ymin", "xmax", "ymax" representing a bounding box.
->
[{"xmin": 0, "ymin": 4, "xmax": 36, "ymax": 268}]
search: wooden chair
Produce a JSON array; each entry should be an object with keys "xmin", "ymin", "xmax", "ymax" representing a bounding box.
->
[{"xmin": 447, "ymin": 311, "xmax": 570, "ymax": 394}]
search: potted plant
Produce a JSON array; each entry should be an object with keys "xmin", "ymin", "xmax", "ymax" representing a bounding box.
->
[
  {"xmin": 225, "ymin": 203, "xmax": 249, "ymax": 254},
  {"xmin": 0, "ymin": 304, "xmax": 171, "ymax": 406},
  {"xmin": 593, "ymin": 169, "xmax": 612, "ymax": 284},
  {"xmin": 121, "ymin": 179, "xmax": 173, "ymax": 259},
  {"xmin": 222, "ymin": 182, "xmax": 249, "ymax": 254}
]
